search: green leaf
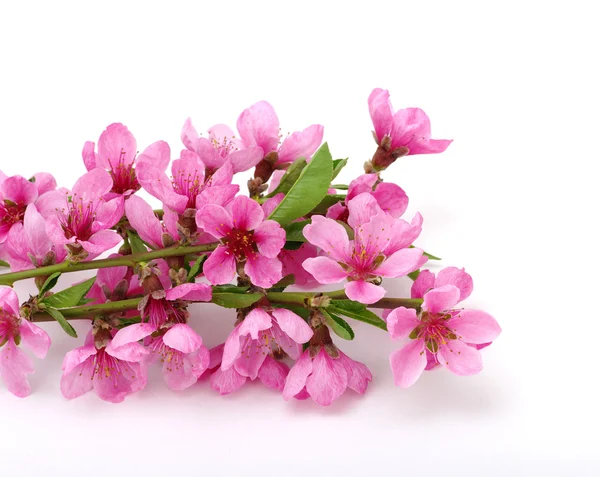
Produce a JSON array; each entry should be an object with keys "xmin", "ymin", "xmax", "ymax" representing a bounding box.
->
[
  {"xmin": 309, "ymin": 194, "xmax": 346, "ymax": 216},
  {"xmin": 187, "ymin": 255, "xmax": 207, "ymax": 281},
  {"xmin": 327, "ymin": 299, "xmax": 387, "ymax": 331},
  {"xmin": 331, "ymin": 158, "xmax": 348, "ymax": 180},
  {"xmin": 212, "ymin": 284, "xmax": 250, "ymax": 294},
  {"xmin": 408, "ymin": 270, "xmax": 420, "ymax": 281},
  {"xmin": 0, "ymin": 259, "xmax": 9, "ymax": 268},
  {"xmin": 411, "ymin": 245, "xmax": 441, "ymax": 261},
  {"xmin": 270, "ymin": 274, "xmax": 295, "ymax": 292},
  {"xmin": 267, "ymin": 143, "xmax": 333, "ymax": 226},
  {"xmin": 127, "ymin": 230, "xmax": 148, "ymax": 254},
  {"xmin": 273, "ymin": 303, "xmax": 310, "ymax": 319},
  {"xmin": 264, "ymin": 158, "xmax": 307, "ymax": 198},
  {"xmin": 284, "ymin": 220, "xmax": 310, "ymax": 243},
  {"xmin": 41, "ymin": 277, "xmax": 96, "ymax": 309},
  {"xmin": 331, "ymin": 184, "xmax": 349, "ymax": 190},
  {"xmin": 38, "ymin": 272, "xmax": 62, "ymax": 296},
  {"xmin": 45, "ymin": 308, "xmax": 78, "ymax": 338},
  {"xmin": 211, "ymin": 292, "xmax": 262, "ymax": 309},
  {"xmin": 283, "ymin": 241, "xmax": 304, "ymax": 251},
  {"xmin": 322, "ymin": 309, "xmax": 355, "ymax": 340}
]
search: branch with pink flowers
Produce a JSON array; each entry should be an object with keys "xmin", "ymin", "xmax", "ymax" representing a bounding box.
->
[{"xmin": 0, "ymin": 88, "xmax": 501, "ymax": 405}]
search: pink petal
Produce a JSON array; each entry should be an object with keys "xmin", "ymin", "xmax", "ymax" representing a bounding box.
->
[
  {"xmin": 239, "ymin": 308, "xmax": 273, "ymax": 340},
  {"xmin": 372, "ymin": 182, "xmax": 408, "ymax": 218},
  {"xmin": 162, "ymin": 324, "xmax": 203, "ymax": 353},
  {"xmin": 345, "ymin": 280, "xmax": 386, "ymax": 305},
  {"xmin": 1, "ymin": 175, "xmax": 38, "ymax": 205},
  {"xmin": 137, "ymin": 162, "xmax": 188, "ymax": 213},
  {"xmin": 282, "ymin": 351, "xmax": 312, "ymax": 400},
  {"xmin": 435, "ymin": 267, "xmax": 473, "ymax": 302},
  {"xmin": 261, "ymin": 193, "xmax": 284, "ymax": 217},
  {"xmin": 106, "ymin": 341, "xmax": 148, "ymax": 362},
  {"xmin": 221, "ymin": 326, "xmax": 243, "ymax": 370},
  {"xmin": 18, "ymin": 320, "xmax": 51, "ymax": 359},
  {"xmin": 136, "ymin": 140, "xmax": 171, "ymax": 171},
  {"xmin": 210, "ymin": 366, "xmax": 247, "ymax": 395},
  {"xmin": 271, "ymin": 323, "xmax": 303, "ymax": 360},
  {"xmin": 208, "ymin": 158, "xmax": 234, "ymax": 186},
  {"xmin": 125, "ymin": 195, "xmax": 163, "ymax": 249},
  {"xmin": 97, "ymin": 123, "xmax": 137, "ymax": 169},
  {"xmin": 161, "ymin": 350, "xmax": 200, "ymax": 391},
  {"xmin": 302, "ymin": 215, "xmax": 350, "ymax": 261},
  {"xmin": 438, "ymin": 340, "xmax": 483, "ymax": 376},
  {"xmin": 166, "ymin": 283, "xmax": 212, "ymax": 302},
  {"xmin": 181, "ymin": 117, "xmax": 200, "ymax": 152},
  {"xmin": 72, "ymin": 168, "xmax": 113, "ymax": 202},
  {"xmin": 23, "ymin": 204, "xmax": 51, "ymax": 258},
  {"xmin": 407, "ymin": 138, "xmax": 453, "ymax": 155},
  {"xmin": 254, "ymin": 220, "xmax": 285, "ymax": 258},
  {"xmin": 4, "ymin": 224, "xmax": 32, "ymax": 271},
  {"xmin": 244, "ymin": 254, "xmax": 282, "ymax": 288},
  {"xmin": 338, "ymin": 352, "xmax": 372, "ymax": 395},
  {"xmin": 386, "ymin": 307, "xmax": 420, "ymax": 340},
  {"xmin": 325, "ymin": 201, "xmax": 346, "ymax": 220},
  {"xmin": 390, "ymin": 339, "xmax": 427, "ymax": 388},
  {"xmin": 93, "ymin": 360, "xmax": 145, "ymax": 402},
  {"xmin": 448, "ymin": 310, "xmax": 501, "ymax": 344},
  {"xmin": 32, "ymin": 172, "xmax": 57, "ymax": 195},
  {"xmin": 257, "ymin": 356, "xmax": 289, "ymax": 391},
  {"xmin": 422, "ymin": 285, "xmax": 461, "ymax": 314},
  {"xmin": 191, "ymin": 137, "xmax": 224, "ymax": 170},
  {"xmin": 268, "ymin": 170, "xmax": 285, "ymax": 193},
  {"xmin": 236, "ymin": 100, "xmax": 280, "ymax": 152},
  {"xmin": 111, "ymin": 323, "xmax": 156, "ymax": 348},
  {"xmin": 411, "ymin": 269, "xmax": 436, "ymax": 298},
  {"xmin": 386, "ymin": 212, "xmax": 423, "ymax": 254},
  {"xmin": 302, "ymin": 256, "xmax": 348, "ymax": 284},
  {"xmin": 196, "ymin": 184, "xmax": 239, "ymax": 210},
  {"xmin": 233, "ymin": 339, "xmax": 268, "ymax": 379},
  {"xmin": 376, "ymin": 247, "xmax": 424, "ymax": 278},
  {"xmin": 231, "ymin": 195, "xmax": 264, "ymax": 231},
  {"xmin": 61, "ymin": 344, "xmax": 97, "ymax": 375},
  {"xmin": 391, "ymin": 108, "xmax": 431, "ymax": 149},
  {"xmin": 0, "ymin": 286, "xmax": 20, "ymax": 315},
  {"xmin": 272, "ymin": 308, "xmax": 313, "ymax": 344},
  {"xmin": 0, "ymin": 341, "xmax": 34, "ymax": 398},
  {"xmin": 79, "ymin": 230, "xmax": 122, "ymax": 257},
  {"xmin": 228, "ymin": 147, "xmax": 264, "ymax": 173},
  {"xmin": 305, "ymin": 349, "xmax": 348, "ymax": 406},
  {"xmin": 368, "ymin": 88, "xmax": 394, "ymax": 142},
  {"xmin": 60, "ymin": 358, "xmax": 94, "ymax": 399},
  {"xmin": 93, "ymin": 197, "xmax": 124, "ymax": 232},
  {"xmin": 347, "ymin": 193, "xmax": 381, "ymax": 229},
  {"xmin": 278, "ymin": 124, "xmax": 324, "ymax": 163},
  {"xmin": 35, "ymin": 189, "xmax": 68, "ymax": 219},
  {"xmin": 347, "ymin": 174, "xmax": 378, "ymax": 200},
  {"xmin": 82, "ymin": 141, "xmax": 97, "ymax": 170},
  {"xmin": 202, "ymin": 246, "xmax": 237, "ymax": 285},
  {"xmin": 280, "ymin": 243, "xmax": 319, "ymax": 288},
  {"xmin": 196, "ymin": 204, "xmax": 233, "ymax": 238}
]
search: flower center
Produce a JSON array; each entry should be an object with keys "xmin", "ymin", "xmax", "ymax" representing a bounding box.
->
[
  {"xmin": 149, "ymin": 337, "xmax": 187, "ymax": 373},
  {"xmin": 0, "ymin": 309, "xmax": 20, "ymax": 346},
  {"xmin": 172, "ymin": 168, "xmax": 204, "ymax": 209},
  {"xmin": 110, "ymin": 151, "xmax": 140, "ymax": 194},
  {"xmin": 211, "ymin": 135, "xmax": 239, "ymax": 159},
  {"xmin": 145, "ymin": 297, "xmax": 187, "ymax": 329},
  {"xmin": 0, "ymin": 199, "xmax": 26, "ymax": 228},
  {"xmin": 222, "ymin": 229, "xmax": 256, "ymax": 261},
  {"xmin": 92, "ymin": 348, "xmax": 136, "ymax": 382},
  {"xmin": 57, "ymin": 195, "xmax": 96, "ymax": 241},
  {"xmin": 411, "ymin": 311, "xmax": 458, "ymax": 353}
]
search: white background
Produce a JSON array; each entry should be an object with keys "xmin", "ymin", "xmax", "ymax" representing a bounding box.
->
[{"xmin": 1, "ymin": 1, "xmax": 598, "ymax": 475}]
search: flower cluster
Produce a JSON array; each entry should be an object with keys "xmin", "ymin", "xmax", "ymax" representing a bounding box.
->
[{"xmin": 0, "ymin": 88, "xmax": 500, "ymax": 406}]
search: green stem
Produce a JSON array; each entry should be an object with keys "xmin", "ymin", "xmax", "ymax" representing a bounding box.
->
[
  {"xmin": 266, "ymin": 290, "xmax": 422, "ymax": 309},
  {"xmin": 0, "ymin": 243, "xmax": 219, "ymax": 287}
]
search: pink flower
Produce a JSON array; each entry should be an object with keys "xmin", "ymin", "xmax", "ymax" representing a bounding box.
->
[
  {"xmin": 137, "ymin": 150, "xmax": 239, "ymax": 216},
  {"xmin": 60, "ymin": 330, "xmax": 148, "ymax": 403},
  {"xmin": 181, "ymin": 120, "xmax": 264, "ymax": 174},
  {"xmin": 326, "ymin": 173, "xmax": 408, "ymax": 223},
  {"xmin": 0, "ymin": 171, "xmax": 58, "ymax": 244},
  {"xmin": 303, "ymin": 195, "xmax": 425, "ymax": 304},
  {"xmin": 82, "ymin": 123, "xmax": 171, "ymax": 197},
  {"xmin": 279, "ymin": 243, "xmax": 319, "ymax": 288},
  {"xmin": 283, "ymin": 346, "xmax": 372, "ymax": 406},
  {"xmin": 387, "ymin": 267, "xmax": 501, "ymax": 388},
  {"xmin": 196, "ymin": 195, "xmax": 286, "ymax": 288},
  {"xmin": 44, "ymin": 168, "xmax": 124, "ymax": 260},
  {"xmin": 221, "ymin": 307, "xmax": 313, "ymax": 380},
  {"xmin": 86, "ymin": 255, "xmax": 143, "ymax": 305},
  {"xmin": 236, "ymin": 101, "xmax": 324, "ymax": 171},
  {"xmin": 368, "ymin": 88, "xmax": 452, "ymax": 170},
  {"xmin": 111, "ymin": 283, "xmax": 212, "ymax": 391},
  {"xmin": 124, "ymin": 195, "xmax": 179, "ymax": 250},
  {"xmin": 0, "ymin": 287, "xmax": 51, "ymax": 397},
  {"xmin": 3, "ymin": 204, "xmax": 67, "ymax": 271}
]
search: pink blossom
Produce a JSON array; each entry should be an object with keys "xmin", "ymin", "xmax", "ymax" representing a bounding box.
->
[
  {"xmin": 221, "ymin": 307, "xmax": 313, "ymax": 380},
  {"xmin": 0, "ymin": 287, "xmax": 51, "ymax": 397},
  {"xmin": 0, "ymin": 171, "xmax": 58, "ymax": 244},
  {"xmin": 387, "ymin": 268, "xmax": 501, "ymax": 387},
  {"xmin": 303, "ymin": 195, "xmax": 424, "ymax": 304},
  {"xmin": 279, "ymin": 243, "xmax": 319, "ymax": 288},
  {"xmin": 236, "ymin": 101, "xmax": 324, "ymax": 167},
  {"xmin": 369, "ymin": 88, "xmax": 452, "ymax": 157},
  {"xmin": 82, "ymin": 123, "xmax": 171, "ymax": 197},
  {"xmin": 327, "ymin": 173, "xmax": 408, "ymax": 223},
  {"xmin": 111, "ymin": 283, "xmax": 212, "ymax": 390},
  {"xmin": 44, "ymin": 168, "xmax": 124, "ymax": 259},
  {"xmin": 86, "ymin": 255, "xmax": 143, "ymax": 305},
  {"xmin": 137, "ymin": 150, "xmax": 239, "ymax": 216},
  {"xmin": 3, "ymin": 204, "xmax": 67, "ymax": 271},
  {"xmin": 181, "ymin": 120, "xmax": 263, "ymax": 174},
  {"xmin": 283, "ymin": 346, "xmax": 372, "ymax": 406},
  {"xmin": 124, "ymin": 195, "xmax": 178, "ymax": 249},
  {"xmin": 60, "ymin": 330, "xmax": 148, "ymax": 403},
  {"xmin": 196, "ymin": 195, "xmax": 286, "ymax": 288}
]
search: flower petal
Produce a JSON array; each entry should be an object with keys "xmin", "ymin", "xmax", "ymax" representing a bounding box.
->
[
  {"xmin": 19, "ymin": 319, "xmax": 51, "ymax": 359},
  {"xmin": 438, "ymin": 340, "xmax": 483, "ymax": 376},
  {"xmin": 272, "ymin": 308, "xmax": 313, "ymax": 344},
  {"xmin": 347, "ymin": 193, "xmax": 381, "ymax": 229},
  {"xmin": 163, "ymin": 323, "xmax": 203, "ymax": 354},
  {"xmin": 338, "ymin": 352, "xmax": 372, "ymax": 395},
  {"xmin": 372, "ymin": 182, "xmax": 408, "ymax": 218},
  {"xmin": 124, "ymin": 195, "xmax": 163, "ymax": 249},
  {"xmin": 278, "ymin": 124, "xmax": 324, "ymax": 163},
  {"xmin": 23, "ymin": 204, "xmax": 51, "ymax": 259},
  {"xmin": 368, "ymin": 88, "xmax": 394, "ymax": 142},
  {"xmin": 137, "ymin": 140, "xmax": 171, "ymax": 171},
  {"xmin": 82, "ymin": 141, "xmax": 97, "ymax": 171},
  {"xmin": 233, "ymin": 339, "xmax": 268, "ymax": 380},
  {"xmin": 257, "ymin": 355, "xmax": 289, "ymax": 392},
  {"xmin": 0, "ymin": 341, "xmax": 34, "ymax": 398},
  {"xmin": 196, "ymin": 204, "xmax": 233, "ymax": 238},
  {"xmin": 390, "ymin": 340, "xmax": 427, "ymax": 388},
  {"xmin": 244, "ymin": 254, "xmax": 282, "ymax": 288},
  {"xmin": 386, "ymin": 307, "xmax": 420, "ymax": 340},
  {"xmin": 136, "ymin": 162, "xmax": 188, "ymax": 213},
  {"xmin": 231, "ymin": 195, "xmax": 264, "ymax": 231},
  {"xmin": 60, "ymin": 358, "xmax": 94, "ymax": 399},
  {"xmin": 376, "ymin": 248, "xmax": 424, "ymax": 278},
  {"xmin": 72, "ymin": 168, "xmax": 113, "ymax": 202},
  {"xmin": 0, "ymin": 175, "xmax": 38, "ymax": 205},
  {"xmin": 422, "ymin": 285, "xmax": 461, "ymax": 314},
  {"xmin": 305, "ymin": 349, "xmax": 348, "ymax": 406},
  {"xmin": 236, "ymin": 100, "xmax": 280, "ymax": 152},
  {"xmin": 0, "ymin": 286, "xmax": 20, "ymax": 315},
  {"xmin": 435, "ymin": 267, "xmax": 473, "ymax": 302},
  {"xmin": 228, "ymin": 147, "xmax": 264, "ymax": 173},
  {"xmin": 239, "ymin": 308, "xmax": 273, "ymax": 340},
  {"xmin": 345, "ymin": 280, "xmax": 386, "ymax": 305},
  {"xmin": 165, "ymin": 283, "xmax": 212, "ymax": 302},
  {"xmin": 302, "ymin": 215, "xmax": 350, "ymax": 261},
  {"xmin": 448, "ymin": 310, "xmax": 501, "ymax": 344},
  {"xmin": 202, "ymin": 246, "xmax": 237, "ymax": 285},
  {"xmin": 111, "ymin": 323, "xmax": 156, "ymax": 348},
  {"xmin": 282, "ymin": 351, "xmax": 313, "ymax": 400},
  {"xmin": 254, "ymin": 220, "xmax": 285, "ymax": 258},
  {"xmin": 411, "ymin": 269, "xmax": 436, "ymax": 298},
  {"xmin": 210, "ymin": 366, "xmax": 247, "ymax": 395},
  {"xmin": 97, "ymin": 123, "xmax": 137, "ymax": 169}
]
